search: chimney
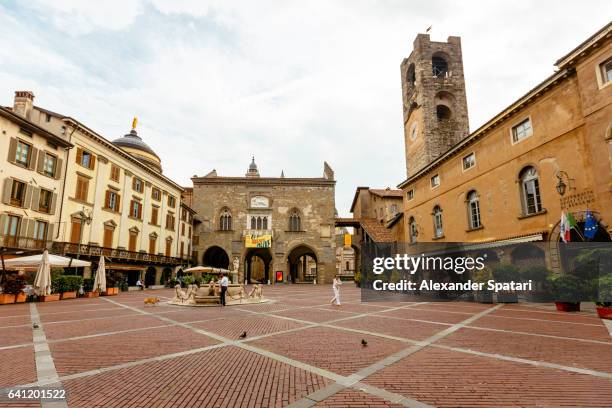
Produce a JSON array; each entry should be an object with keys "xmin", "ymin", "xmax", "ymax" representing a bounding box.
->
[{"xmin": 13, "ymin": 91, "xmax": 35, "ymax": 119}]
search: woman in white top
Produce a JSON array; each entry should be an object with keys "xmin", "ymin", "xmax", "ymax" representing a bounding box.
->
[{"xmin": 330, "ymin": 275, "xmax": 342, "ymax": 306}]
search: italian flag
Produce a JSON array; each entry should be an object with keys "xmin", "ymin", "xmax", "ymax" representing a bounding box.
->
[{"xmin": 560, "ymin": 211, "xmax": 578, "ymax": 243}]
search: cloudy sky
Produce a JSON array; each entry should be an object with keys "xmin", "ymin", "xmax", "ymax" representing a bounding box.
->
[{"xmin": 1, "ymin": 1, "xmax": 609, "ymax": 215}]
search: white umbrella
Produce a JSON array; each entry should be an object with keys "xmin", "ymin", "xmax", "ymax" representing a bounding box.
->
[
  {"xmin": 184, "ymin": 266, "xmax": 229, "ymax": 274},
  {"xmin": 3, "ymin": 253, "xmax": 91, "ymax": 269},
  {"xmin": 93, "ymin": 256, "xmax": 106, "ymax": 292},
  {"xmin": 33, "ymin": 249, "xmax": 52, "ymax": 296}
]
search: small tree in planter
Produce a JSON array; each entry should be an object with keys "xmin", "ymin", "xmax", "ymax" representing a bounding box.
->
[
  {"xmin": 1, "ymin": 274, "xmax": 26, "ymax": 304},
  {"xmin": 492, "ymin": 264, "xmax": 520, "ymax": 303},
  {"xmin": 82, "ymin": 278, "xmax": 98, "ymax": 297},
  {"xmin": 519, "ymin": 265, "xmax": 553, "ymax": 302},
  {"xmin": 549, "ymin": 274, "xmax": 586, "ymax": 312},
  {"xmin": 52, "ymin": 275, "xmax": 83, "ymax": 299},
  {"xmin": 472, "ymin": 267, "xmax": 493, "ymax": 303},
  {"xmin": 595, "ymin": 274, "xmax": 612, "ymax": 319}
]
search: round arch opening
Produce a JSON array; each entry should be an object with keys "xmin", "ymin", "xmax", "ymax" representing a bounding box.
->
[
  {"xmin": 244, "ymin": 248, "xmax": 273, "ymax": 284},
  {"xmin": 203, "ymin": 246, "xmax": 230, "ymax": 269},
  {"xmin": 287, "ymin": 245, "xmax": 318, "ymax": 283}
]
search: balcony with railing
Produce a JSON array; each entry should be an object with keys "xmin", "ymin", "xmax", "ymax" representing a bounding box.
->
[
  {"xmin": 0, "ymin": 234, "xmax": 53, "ymax": 251},
  {"xmin": 51, "ymin": 241, "xmax": 184, "ymax": 265}
]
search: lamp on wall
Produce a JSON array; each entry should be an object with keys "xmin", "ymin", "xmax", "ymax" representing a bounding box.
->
[{"xmin": 555, "ymin": 171, "xmax": 573, "ymax": 196}]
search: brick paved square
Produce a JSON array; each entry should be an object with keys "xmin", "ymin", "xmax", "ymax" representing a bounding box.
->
[
  {"xmin": 364, "ymin": 347, "xmax": 612, "ymax": 408},
  {"xmin": 192, "ymin": 315, "xmax": 308, "ymax": 339},
  {"xmin": 332, "ymin": 315, "xmax": 449, "ymax": 341},
  {"xmin": 272, "ymin": 308, "xmax": 359, "ymax": 323},
  {"xmin": 250, "ymin": 326, "xmax": 408, "ymax": 376},
  {"xmin": 50, "ymin": 326, "xmax": 219, "ymax": 376},
  {"xmin": 375, "ymin": 307, "xmax": 471, "ymax": 324},
  {"xmin": 0, "ymin": 325, "xmax": 32, "ymax": 347},
  {"xmin": 44, "ymin": 315, "xmax": 170, "ymax": 341},
  {"xmin": 468, "ymin": 315, "xmax": 612, "ymax": 342},
  {"xmin": 63, "ymin": 346, "xmax": 331, "ymax": 408},
  {"xmin": 313, "ymin": 389, "xmax": 404, "ymax": 407},
  {"xmin": 1, "ymin": 288, "xmax": 611, "ymax": 407},
  {"xmin": 0, "ymin": 347, "xmax": 37, "ymax": 388},
  {"xmin": 439, "ymin": 327, "xmax": 612, "ymax": 373}
]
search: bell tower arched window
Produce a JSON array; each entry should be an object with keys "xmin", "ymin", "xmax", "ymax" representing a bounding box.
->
[
  {"xmin": 467, "ymin": 191, "xmax": 481, "ymax": 229},
  {"xmin": 433, "ymin": 205, "xmax": 443, "ymax": 238}
]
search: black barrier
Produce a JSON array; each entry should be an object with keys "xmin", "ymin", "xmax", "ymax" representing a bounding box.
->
[{"xmin": 360, "ymin": 242, "xmax": 612, "ymax": 303}]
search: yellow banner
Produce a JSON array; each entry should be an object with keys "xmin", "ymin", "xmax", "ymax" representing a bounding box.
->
[
  {"xmin": 245, "ymin": 234, "xmax": 272, "ymax": 248},
  {"xmin": 344, "ymin": 234, "xmax": 352, "ymax": 247}
]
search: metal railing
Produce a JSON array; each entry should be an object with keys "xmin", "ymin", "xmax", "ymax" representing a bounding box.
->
[{"xmin": 51, "ymin": 241, "xmax": 184, "ymax": 265}]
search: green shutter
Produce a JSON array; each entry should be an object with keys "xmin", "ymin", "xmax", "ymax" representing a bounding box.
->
[
  {"xmin": 55, "ymin": 158, "xmax": 63, "ymax": 180},
  {"xmin": 49, "ymin": 192, "xmax": 57, "ymax": 215}
]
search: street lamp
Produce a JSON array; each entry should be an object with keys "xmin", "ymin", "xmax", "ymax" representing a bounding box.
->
[
  {"xmin": 76, "ymin": 208, "xmax": 93, "ymax": 260},
  {"xmin": 555, "ymin": 171, "xmax": 572, "ymax": 196}
]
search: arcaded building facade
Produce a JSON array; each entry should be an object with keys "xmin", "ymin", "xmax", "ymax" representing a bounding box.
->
[{"xmin": 190, "ymin": 159, "xmax": 337, "ymax": 284}]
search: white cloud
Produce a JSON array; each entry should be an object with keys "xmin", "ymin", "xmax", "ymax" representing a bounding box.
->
[{"xmin": 0, "ymin": 1, "xmax": 610, "ymax": 216}]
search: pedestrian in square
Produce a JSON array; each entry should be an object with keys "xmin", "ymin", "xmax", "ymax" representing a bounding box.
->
[
  {"xmin": 330, "ymin": 275, "xmax": 342, "ymax": 306},
  {"xmin": 219, "ymin": 273, "xmax": 229, "ymax": 307},
  {"xmin": 136, "ymin": 278, "xmax": 144, "ymax": 290}
]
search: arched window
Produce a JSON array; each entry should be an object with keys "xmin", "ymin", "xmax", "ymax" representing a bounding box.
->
[
  {"xmin": 407, "ymin": 63, "xmax": 416, "ymax": 87},
  {"xmin": 251, "ymin": 216, "xmax": 256, "ymax": 230},
  {"xmin": 408, "ymin": 217, "xmax": 418, "ymax": 244},
  {"xmin": 432, "ymin": 55, "xmax": 448, "ymax": 77},
  {"xmin": 467, "ymin": 190, "xmax": 481, "ymax": 229},
  {"xmin": 433, "ymin": 206, "xmax": 443, "ymax": 238},
  {"xmin": 289, "ymin": 210, "xmax": 301, "ymax": 232},
  {"xmin": 520, "ymin": 167, "xmax": 542, "ymax": 215},
  {"xmin": 436, "ymin": 105, "xmax": 452, "ymax": 120},
  {"xmin": 219, "ymin": 209, "xmax": 232, "ymax": 231}
]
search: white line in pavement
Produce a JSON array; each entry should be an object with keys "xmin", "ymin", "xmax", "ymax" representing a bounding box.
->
[{"xmin": 29, "ymin": 303, "xmax": 68, "ymax": 408}]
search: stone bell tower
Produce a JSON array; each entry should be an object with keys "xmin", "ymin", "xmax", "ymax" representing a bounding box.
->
[{"xmin": 400, "ymin": 34, "xmax": 470, "ymax": 177}]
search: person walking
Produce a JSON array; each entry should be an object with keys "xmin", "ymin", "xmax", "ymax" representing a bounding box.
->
[
  {"xmin": 330, "ymin": 275, "xmax": 342, "ymax": 306},
  {"xmin": 219, "ymin": 273, "xmax": 229, "ymax": 307}
]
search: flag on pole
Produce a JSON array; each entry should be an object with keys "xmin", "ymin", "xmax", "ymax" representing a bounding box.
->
[
  {"xmin": 584, "ymin": 210, "xmax": 598, "ymax": 240},
  {"xmin": 560, "ymin": 211, "xmax": 571, "ymax": 243},
  {"xmin": 566, "ymin": 212, "xmax": 578, "ymax": 230}
]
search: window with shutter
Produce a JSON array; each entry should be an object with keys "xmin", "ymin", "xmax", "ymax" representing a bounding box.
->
[
  {"xmin": 149, "ymin": 236, "xmax": 157, "ymax": 254},
  {"xmin": 75, "ymin": 176, "xmax": 89, "ymax": 201},
  {"xmin": 128, "ymin": 231, "xmax": 138, "ymax": 252},
  {"xmin": 70, "ymin": 219, "xmax": 82, "ymax": 244},
  {"xmin": 103, "ymin": 227, "xmax": 114, "ymax": 248}
]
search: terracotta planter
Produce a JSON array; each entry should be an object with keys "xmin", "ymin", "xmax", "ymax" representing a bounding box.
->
[
  {"xmin": 555, "ymin": 301, "xmax": 580, "ymax": 312},
  {"xmin": 84, "ymin": 291, "xmax": 99, "ymax": 298},
  {"xmin": 596, "ymin": 306, "xmax": 612, "ymax": 320},
  {"xmin": 40, "ymin": 294, "xmax": 60, "ymax": 302},
  {"xmin": 102, "ymin": 287, "xmax": 118, "ymax": 296},
  {"xmin": 15, "ymin": 292, "xmax": 27, "ymax": 303},
  {"xmin": 0, "ymin": 294, "xmax": 16, "ymax": 304},
  {"xmin": 60, "ymin": 291, "xmax": 77, "ymax": 300}
]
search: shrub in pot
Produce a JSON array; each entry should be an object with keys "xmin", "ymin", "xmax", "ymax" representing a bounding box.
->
[
  {"xmin": 52, "ymin": 275, "xmax": 83, "ymax": 299},
  {"xmin": 549, "ymin": 274, "xmax": 585, "ymax": 312},
  {"xmin": 1, "ymin": 274, "xmax": 26, "ymax": 304},
  {"xmin": 472, "ymin": 267, "xmax": 493, "ymax": 303},
  {"xmin": 595, "ymin": 274, "xmax": 612, "ymax": 319},
  {"xmin": 519, "ymin": 265, "xmax": 553, "ymax": 302},
  {"xmin": 492, "ymin": 264, "xmax": 520, "ymax": 303}
]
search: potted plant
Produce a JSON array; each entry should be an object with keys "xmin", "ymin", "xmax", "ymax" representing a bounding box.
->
[
  {"xmin": 549, "ymin": 274, "xmax": 585, "ymax": 312},
  {"xmin": 354, "ymin": 271, "xmax": 361, "ymax": 288},
  {"xmin": 472, "ymin": 266, "xmax": 493, "ymax": 303},
  {"xmin": 519, "ymin": 265, "xmax": 552, "ymax": 302},
  {"xmin": 595, "ymin": 274, "xmax": 612, "ymax": 320},
  {"xmin": 492, "ymin": 264, "xmax": 520, "ymax": 303},
  {"xmin": 52, "ymin": 275, "xmax": 83, "ymax": 300},
  {"xmin": 1, "ymin": 274, "xmax": 27, "ymax": 304},
  {"xmin": 82, "ymin": 278, "xmax": 98, "ymax": 297}
]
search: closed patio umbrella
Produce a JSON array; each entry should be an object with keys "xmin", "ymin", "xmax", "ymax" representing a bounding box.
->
[
  {"xmin": 33, "ymin": 249, "xmax": 52, "ymax": 296},
  {"xmin": 93, "ymin": 256, "xmax": 107, "ymax": 292}
]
